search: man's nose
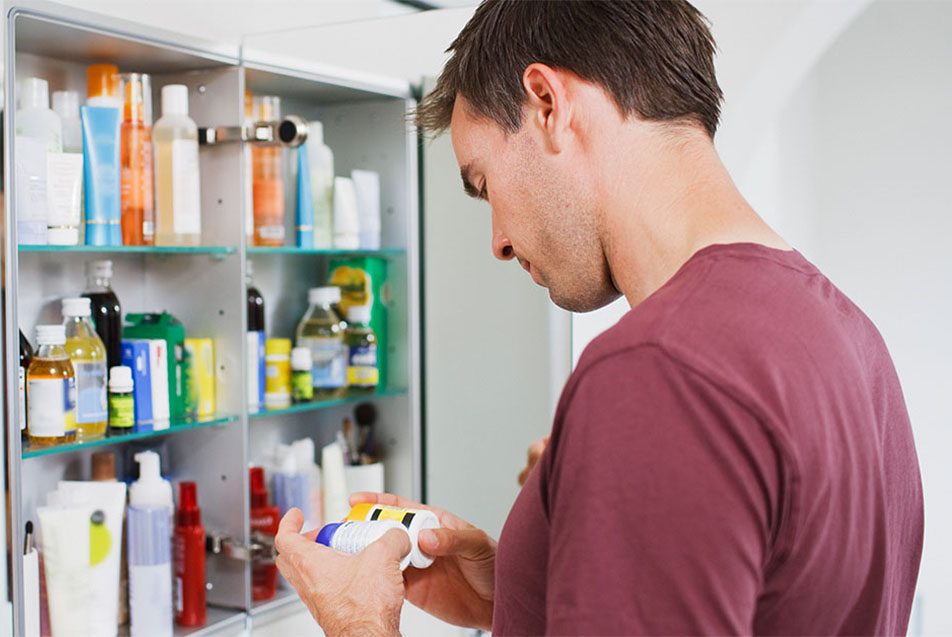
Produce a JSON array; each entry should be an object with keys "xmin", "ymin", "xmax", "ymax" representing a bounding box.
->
[{"xmin": 491, "ymin": 225, "xmax": 515, "ymax": 261}]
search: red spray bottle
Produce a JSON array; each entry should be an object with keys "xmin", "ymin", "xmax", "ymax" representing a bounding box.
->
[
  {"xmin": 250, "ymin": 467, "xmax": 280, "ymax": 600},
  {"xmin": 174, "ymin": 481, "xmax": 206, "ymax": 626}
]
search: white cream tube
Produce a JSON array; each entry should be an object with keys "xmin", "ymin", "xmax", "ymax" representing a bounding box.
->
[
  {"xmin": 37, "ymin": 506, "xmax": 90, "ymax": 637},
  {"xmin": 57, "ymin": 481, "xmax": 127, "ymax": 637},
  {"xmin": 46, "ymin": 152, "xmax": 83, "ymax": 245}
]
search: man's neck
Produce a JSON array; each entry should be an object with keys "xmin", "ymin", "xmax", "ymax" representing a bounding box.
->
[{"xmin": 598, "ymin": 127, "xmax": 790, "ymax": 307}]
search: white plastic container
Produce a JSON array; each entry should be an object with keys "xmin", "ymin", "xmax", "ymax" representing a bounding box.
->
[
  {"xmin": 307, "ymin": 121, "xmax": 335, "ymax": 249},
  {"xmin": 346, "ymin": 503, "xmax": 440, "ymax": 568},
  {"xmin": 153, "ymin": 85, "xmax": 201, "ymax": 246},
  {"xmin": 127, "ymin": 451, "xmax": 173, "ymax": 637},
  {"xmin": 46, "ymin": 152, "xmax": 83, "ymax": 245},
  {"xmin": 16, "ymin": 77, "xmax": 63, "ymax": 152},
  {"xmin": 333, "ymin": 176, "xmax": 360, "ymax": 249},
  {"xmin": 316, "ymin": 520, "xmax": 412, "ymax": 570}
]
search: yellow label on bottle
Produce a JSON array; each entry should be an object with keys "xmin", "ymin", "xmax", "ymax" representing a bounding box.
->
[{"xmin": 346, "ymin": 503, "xmax": 420, "ymax": 525}]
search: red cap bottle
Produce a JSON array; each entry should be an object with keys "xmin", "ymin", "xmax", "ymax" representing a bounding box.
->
[
  {"xmin": 174, "ymin": 481, "xmax": 206, "ymax": 626},
  {"xmin": 249, "ymin": 467, "xmax": 280, "ymax": 601}
]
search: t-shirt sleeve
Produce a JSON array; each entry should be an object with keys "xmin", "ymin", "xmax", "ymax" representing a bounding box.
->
[{"xmin": 544, "ymin": 345, "xmax": 783, "ymax": 635}]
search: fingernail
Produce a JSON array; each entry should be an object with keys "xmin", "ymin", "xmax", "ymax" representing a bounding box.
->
[{"xmin": 419, "ymin": 529, "xmax": 437, "ymax": 549}]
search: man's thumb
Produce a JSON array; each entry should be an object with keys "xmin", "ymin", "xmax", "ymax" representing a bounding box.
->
[{"xmin": 369, "ymin": 527, "xmax": 412, "ymax": 565}]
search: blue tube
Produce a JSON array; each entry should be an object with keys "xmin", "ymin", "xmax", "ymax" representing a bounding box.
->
[
  {"xmin": 296, "ymin": 144, "xmax": 314, "ymax": 249},
  {"xmin": 80, "ymin": 105, "xmax": 121, "ymax": 246}
]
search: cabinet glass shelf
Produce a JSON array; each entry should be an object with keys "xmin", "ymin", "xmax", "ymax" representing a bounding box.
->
[
  {"xmin": 246, "ymin": 246, "xmax": 405, "ymax": 257},
  {"xmin": 18, "ymin": 245, "xmax": 237, "ymax": 256},
  {"xmin": 249, "ymin": 387, "xmax": 407, "ymax": 419},
  {"xmin": 22, "ymin": 414, "xmax": 238, "ymax": 459}
]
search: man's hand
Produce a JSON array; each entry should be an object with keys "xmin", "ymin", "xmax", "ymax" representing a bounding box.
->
[
  {"xmin": 518, "ymin": 435, "xmax": 550, "ymax": 486},
  {"xmin": 349, "ymin": 492, "xmax": 497, "ymax": 631},
  {"xmin": 275, "ymin": 507, "xmax": 410, "ymax": 636}
]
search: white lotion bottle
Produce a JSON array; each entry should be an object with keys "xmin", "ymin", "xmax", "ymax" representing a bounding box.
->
[
  {"xmin": 52, "ymin": 90, "xmax": 82, "ymax": 153},
  {"xmin": 153, "ymin": 85, "xmax": 202, "ymax": 246},
  {"xmin": 127, "ymin": 450, "xmax": 173, "ymax": 637},
  {"xmin": 333, "ymin": 176, "xmax": 360, "ymax": 250}
]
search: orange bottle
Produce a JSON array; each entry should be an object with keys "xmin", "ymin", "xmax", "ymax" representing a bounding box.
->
[
  {"xmin": 120, "ymin": 73, "xmax": 155, "ymax": 245},
  {"xmin": 252, "ymin": 95, "xmax": 285, "ymax": 247}
]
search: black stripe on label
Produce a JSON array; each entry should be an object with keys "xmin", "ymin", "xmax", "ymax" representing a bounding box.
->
[
  {"xmin": 402, "ymin": 512, "xmax": 415, "ymax": 528},
  {"xmin": 370, "ymin": 509, "xmax": 382, "ymax": 521}
]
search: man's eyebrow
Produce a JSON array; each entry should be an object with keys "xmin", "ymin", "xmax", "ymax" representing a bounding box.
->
[{"xmin": 460, "ymin": 164, "xmax": 482, "ymax": 199}]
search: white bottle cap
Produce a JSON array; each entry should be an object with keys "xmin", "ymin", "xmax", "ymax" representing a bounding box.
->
[
  {"xmin": 161, "ymin": 84, "xmax": 189, "ymax": 117},
  {"xmin": 18, "ymin": 77, "xmax": 49, "ymax": 110},
  {"xmin": 109, "ymin": 365, "xmax": 134, "ymax": 392},
  {"xmin": 346, "ymin": 304, "xmax": 371, "ymax": 325},
  {"xmin": 47, "ymin": 227, "xmax": 79, "ymax": 245},
  {"xmin": 291, "ymin": 346, "xmax": 312, "ymax": 371},
  {"xmin": 36, "ymin": 324, "xmax": 66, "ymax": 346},
  {"xmin": 308, "ymin": 286, "xmax": 341, "ymax": 306},
  {"xmin": 87, "ymin": 259, "xmax": 114, "ymax": 279},
  {"xmin": 51, "ymin": 90, "xmax": 80, "ymax": 120},
  {"xmin": 308, "ymin": 120, "xmax": 324, "ymax": 145},
  {"xmin": 130, "ymin": 450, "xmax": 173, "ymax": 511},
  {"xmin": 61, "ymin": 296, "xmax": 92, "ymax": 318}
]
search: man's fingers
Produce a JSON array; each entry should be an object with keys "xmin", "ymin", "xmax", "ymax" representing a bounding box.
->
[
  {"xmin": 275, "ymin": 508, "xmax": 314, "ymax": 556},
  {"xmin": 417, "ymin": 527, "xmax": 496, "ymax": 560}
]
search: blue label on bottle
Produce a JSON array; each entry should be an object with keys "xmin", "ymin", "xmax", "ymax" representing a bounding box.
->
[
  {"xmin": 305, "ymin": 338, "xmax": 347, "ymax": 389},
  {"xmin": 74, "ymin": 361, "xmax": 108, "ymax": 423}
]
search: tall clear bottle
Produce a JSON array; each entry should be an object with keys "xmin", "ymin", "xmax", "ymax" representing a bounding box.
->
[
  {"xmin": 63, "ymin": 297, "xmax": 109, "ymax": 440},
  {"xmin": 296, "ymin": 287, "xmax": 347, "ymax": 399},
  {"xmin": 252, "ymin": 95, "xmax": 285, "ymax": 247},
  {"xmin": 82, "ymin": 259, "xmax": 123, "ymax": 370},
  {"xmin": 154, "ymin": 84, "xmax": 201, "ymax": 246},
  {"xmin": 27, "ymin": 324, "xmax": 76, "ymax": 447},
  {"xmin": 120, "ymin": 73, "xmax": 155, "ymax": 245}
]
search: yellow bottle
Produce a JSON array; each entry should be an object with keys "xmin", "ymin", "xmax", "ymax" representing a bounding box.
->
[
  {"xmin": 62, "ymin": 297, "xmax": 108, "ymax": 440},
  {"xmin": 27, "ymin": 325, "xmax": 77, "ymax": 447}
]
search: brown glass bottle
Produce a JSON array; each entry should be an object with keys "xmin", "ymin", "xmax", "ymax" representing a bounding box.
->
[{"xmin": 82, "ymin": 260, "xmax": 123, "ymax": 369}]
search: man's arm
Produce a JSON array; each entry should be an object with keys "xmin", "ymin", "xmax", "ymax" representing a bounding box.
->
[{"xmin": 544, "ymin": 345, "xmax": 783, "ymax": 635}]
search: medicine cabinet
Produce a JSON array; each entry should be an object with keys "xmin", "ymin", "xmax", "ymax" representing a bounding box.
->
[{"xmin": 2, "ymin": 2, "xmax": 421, "ymax": 634}]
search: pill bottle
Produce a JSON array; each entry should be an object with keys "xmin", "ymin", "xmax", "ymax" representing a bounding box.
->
[
  {"xmin": 316, "ymin": 520, "xmax": 411, "ymax": 570},
  {"xmin": 108, "ymin": 365, "xmax": 135, "ymax": 435},
  {"xmin": 346, "ymin": 503, "xmax": 439, "ymax": 568},
  {"xmin": 290, "ymin": 346, "xmax": 313, "ymax": 403}
]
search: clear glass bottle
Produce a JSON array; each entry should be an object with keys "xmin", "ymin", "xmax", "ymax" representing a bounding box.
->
[
  {"xmin": 343, "ymin": 304, "xmax": 379, "ymax": 394},
  {"xmin": 153, "ymin": 84, "xmax": 201, "ymax": 246},
  {"xmin": 296, "ymin": 287, "xmax": 347, "ymax": 399},
  {"xmin": 27, "ymin": 324, "xmax": 76, "ymax": 447},
  {"xmin": 62, "ymin": 297, "xmax": 109, "ymax": 440},
  {"xmin": 82, "ymin": 259, "xmax": 123, "ymax": 370}
]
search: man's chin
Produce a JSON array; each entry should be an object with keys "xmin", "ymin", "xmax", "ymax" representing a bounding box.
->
[{"xmin": 549, "ymin": 287, "xmax": 623, "ymax": 313}]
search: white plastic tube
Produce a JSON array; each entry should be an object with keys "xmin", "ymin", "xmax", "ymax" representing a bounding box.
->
[
  {"xmin": 37, "ymin": 505, "xmax": 90, "ymax": 637},
  {"xmin": 56, "ymin": 480, "xmax": 127, "ymax": 637}
]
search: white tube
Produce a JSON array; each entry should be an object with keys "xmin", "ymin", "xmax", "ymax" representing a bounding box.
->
[
  {"xmin": 45, "ymin": 153, "xmax": 83, "ymax": 245},
  {"xmin": 351, "ymin": 169, "xmax": 381, "ymax": 250},
  {"xmin": 57, "ymin": 481, "xmax": 127, "ymax": 637},
  {"xmin": 37, "ymin": 506, "xmax": 90, "ymax": 637}
]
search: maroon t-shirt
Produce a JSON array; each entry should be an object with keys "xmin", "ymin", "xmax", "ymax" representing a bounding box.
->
[{"xmin": 494, "ymin": 243, "xmax": 923, "ymax": 635}]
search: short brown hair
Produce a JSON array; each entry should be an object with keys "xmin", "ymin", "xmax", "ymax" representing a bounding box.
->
[{"xmin": 416, "ymin": 0, "xmax": 723, "ymax": 138}]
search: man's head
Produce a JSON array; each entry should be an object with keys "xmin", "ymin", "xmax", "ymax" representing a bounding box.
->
[{"xmin": 417, "ymin": 0, "xmax": 722, "ymax": 312}]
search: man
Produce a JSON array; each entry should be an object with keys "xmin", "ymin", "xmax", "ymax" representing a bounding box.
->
[{"xmin": 275, "ymin": 1, "xmax": 923, "ymax": 634}]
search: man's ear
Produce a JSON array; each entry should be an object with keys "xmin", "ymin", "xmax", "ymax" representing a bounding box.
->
[{"xmin": 522, "ymin": 63, "xmax": 573, "ymax": 154}]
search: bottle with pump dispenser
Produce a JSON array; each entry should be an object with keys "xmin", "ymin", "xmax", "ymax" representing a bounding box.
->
[
  {"xmin": 127, "ymin": 450, "xmax": 174, "ymax": 637},
  {"xmin": 252, "ymin": 95, "xmax": 285, "ymax": 246},
  {"xmin": 296, "ymin": 287, "xmax": 348, "ymax": 399},
  {"xmin": 120, "ymin": 73, "xmax": 155, "ymax": 245},
  {"xmin": 62, "ymin": 297, "xmax": 109, "ymax": 440},
  {"xmin": 174, "ymin": 481, "xmax": 206, "ymax": 627},
  {"xmin": 27, "ymin": 325, "xmax": 76, "ymax": 446},
  {"xmin": 153, "ymin": 84, "xmax": 202, "ymax": 246}
]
